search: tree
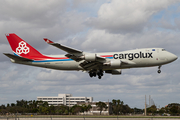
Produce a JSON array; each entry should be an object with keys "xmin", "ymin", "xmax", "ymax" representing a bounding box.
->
[
  {"xmin": 169, "ymin": 106, "xmax": 179, "ymax": 115},
  {"xmin": 0, "ymin": 105, "xmax": 6, "ymax": 109},
  {"xmin": 81, "ymin": 104, "xmax": 92, "ymax": 113},
  {"xmin": 70, "ymin": 105, "xmax": 82, "ymax": 115},
  {"xmin": 39, "ymin": 106, "xmax": 49, "ymax": 115},
  {"xmin": 96, "ymin": 101, "xmax": 108, "ymax": 115},
  {"xmin": 49, "ymin": 105, "xmax": 55, "ymax": 115},
  {"xmin": 55, "ymin": 105, "xmax": 69, "ymax": 115},
  {"xmin": 7, "ymin": 104, "xmax": 10, "ymax": 107},
  {"xmin": 147, "ymin": 105, "xmax": 157, "ymax": 115},
  {"xmin": 158, "ymin": 107, "xmax": 165, "ymax": 115},
  {"xmin": 87, "ymin": 104, "xmax": 92, "ymax": 112},
  {"xmin": 11, "ymin": 103, "xmax": 15, "ymax": 107},
  {"xmin": 122, "ymin": 104, "xmax": 132, "ymax": 114},
  {"xmin": 134, "ymin": 107, "xmax": 143, "ymax": 114},
  {"xmin": 112, "ymin": 99, "xmax": 124, "ymax": 115}
]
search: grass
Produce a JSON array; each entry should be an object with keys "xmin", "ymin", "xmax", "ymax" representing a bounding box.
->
[{"xmin": 2, "ymin": 115, "xmax": 180, "ymax": 118}]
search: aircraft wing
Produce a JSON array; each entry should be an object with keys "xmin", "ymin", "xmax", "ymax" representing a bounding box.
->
[
  {"xmin": 43, "ymin": 38, "xmax": 136, "ymax": 70},
  {"xmin": 79, "ymin": 61, "xmax": 103, "ymax": 70},
  {"xmin": 3, "ymin": 53, "xmax": 33, "ymax": 61},
  {"xmin": 79, "ymin": 59, "xmax": 135, "ymax": 70},
  {"xmin": 43, "ymin": 38, "xmax": 83, "ymax": 55},
  {"xmin": 43, "ymin": 38, "xmax": 106, "ymax": 62}
]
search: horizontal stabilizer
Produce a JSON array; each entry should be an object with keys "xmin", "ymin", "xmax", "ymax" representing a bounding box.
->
[{"xmin": 3, "ymin": 53, "xmax": 33, "ymax": 61}]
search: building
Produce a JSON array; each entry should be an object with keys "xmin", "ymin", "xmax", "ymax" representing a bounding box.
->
[
  {"xmin": 77, "ymin": 102, "xmax": 112, "ymax": 115},
  {"xmin": 37, "ymin": 93, "xmax": 93, "ymax": 106}
]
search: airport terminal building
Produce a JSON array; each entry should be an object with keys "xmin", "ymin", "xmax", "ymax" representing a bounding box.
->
[{"xmin": 37, "ymin": 93, "xmax": 93, "ymax": 106}]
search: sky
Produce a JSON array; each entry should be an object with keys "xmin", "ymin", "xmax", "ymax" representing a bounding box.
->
[{"xmin": 0, "ymin": 0, "xmax": 180, "ymax": 109}]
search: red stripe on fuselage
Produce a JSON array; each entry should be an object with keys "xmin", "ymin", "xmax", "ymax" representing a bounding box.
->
[
  {"xmin": 26, "ymin": 56, "xmax": 69, "ymax": 60},
  {"xmin": 100, "ymin": 55, "xmax": 113, "ymax": 57},
  {"xmin": 19, "ymin": 54, "xmax": 113, "ymax": 61}
]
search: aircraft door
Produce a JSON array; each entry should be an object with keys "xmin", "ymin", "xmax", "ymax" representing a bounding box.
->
[{"xmin": 157, "ymin": 48, "xmax": 159, "ymax": 53}]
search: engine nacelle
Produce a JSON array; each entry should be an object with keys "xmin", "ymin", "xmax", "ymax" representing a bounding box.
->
[
  {"xmin": 110, "ymin": 60, "xmax": 121, "ymax": 67},
  {"xmin": 105, "ymin": 69, "xmax": 122, "ymax": 75},
  {"xmin": 84, "ymin": 53, "xmax": 97, "ymax": 61}
]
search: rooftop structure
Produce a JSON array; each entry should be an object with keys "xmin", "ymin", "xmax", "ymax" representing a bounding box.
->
[{"xmin": 37, "ymin": 93, "xmax": 93, "ymax": 106}]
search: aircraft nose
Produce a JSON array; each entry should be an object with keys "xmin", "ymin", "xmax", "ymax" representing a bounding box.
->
[
  {"xmin": 169, "ymin": 53, "xmax": 178, "ymax": 62},
  {"xmin": 174, "ymin": 55, "xmax": 178, "ymax": 60}
]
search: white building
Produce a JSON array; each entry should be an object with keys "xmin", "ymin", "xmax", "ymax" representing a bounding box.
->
[{"xmin": 37, "ymin": 93, "xmax": 93, "ymax": 106}]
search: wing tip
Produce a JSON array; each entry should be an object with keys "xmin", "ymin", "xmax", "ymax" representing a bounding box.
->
[{"xmin": 43, "ymin": 38, "xmax": 54, "ymax": 44}]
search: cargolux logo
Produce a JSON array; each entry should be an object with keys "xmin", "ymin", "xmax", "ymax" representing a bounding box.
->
[
  {"xmin": 113, "ymin": 52, "xmax": 153, "ymax": 60},
  {"xmin": 16, "ymin": 41, "xmax": 30, "ymax": 54}
]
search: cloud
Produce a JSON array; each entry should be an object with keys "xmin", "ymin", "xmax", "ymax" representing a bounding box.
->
[
  {"xmin": 0, "ymin": 0, "xmax": 180, "ymax": 109},
  {"xmin": 0, "ymin": 0, "xmax": 67, "ymax": 23},
  {"xmin": 0, "ymin": 0, "xmax": 88, "ymax": 51},
  {"xmin": 86, "ymin": 0, "xmax": 178, "ymax": 33},
  {"xmin": 81, "ymin": 28, "xmax": 180, "ymax": 55}
]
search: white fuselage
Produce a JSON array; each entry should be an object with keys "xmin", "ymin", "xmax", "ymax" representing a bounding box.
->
[{"xmin": 12, "ymin": 48, "xmax": 177, "ymax": 71}]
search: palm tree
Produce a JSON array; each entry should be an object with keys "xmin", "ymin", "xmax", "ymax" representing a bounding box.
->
[{"xmin": 96, "ymin": 101, "xmax": 108, "ymax": 115}]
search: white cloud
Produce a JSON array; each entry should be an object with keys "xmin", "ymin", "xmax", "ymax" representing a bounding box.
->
[
  {"xmin": 0, "ymin": 0, "xmax": 180, "ymax": 109},
  {"xmin": 81, "ymin": 28, "xmax": 180, "ymax": 55},
  {"xmin": 86, "ymin": 0, "xmax": 178, "ymax": 33}
]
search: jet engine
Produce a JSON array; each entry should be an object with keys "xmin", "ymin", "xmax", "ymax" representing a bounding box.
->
[
  {"xmin": 104, "ymin": 60, "xmax": 121, "ymax": 67},
  {"xmin": 105, "ymin": 69, "xmax": 122, "ymax": 75},
  {"xmin": 110, "ymin": 60, "xmax": 121, "ymax": 67},
  {"xmin": 83, "ymin": 53, "xmax": 97, "ymax": 61}
]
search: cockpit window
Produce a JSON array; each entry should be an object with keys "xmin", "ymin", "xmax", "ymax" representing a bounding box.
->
[{"xmin": 162, "ymin": 49, "xmax": 166, "ymax": 51}]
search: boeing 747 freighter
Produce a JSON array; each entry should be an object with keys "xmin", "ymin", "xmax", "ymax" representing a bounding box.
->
[{"xmin": 4, "ymin": 33, "xmax": 178, "ymax": 79}]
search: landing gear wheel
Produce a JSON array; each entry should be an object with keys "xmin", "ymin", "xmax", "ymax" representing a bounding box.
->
[
  {"xmin": 101, "ymin": 73, "xmax": 103, "ymax": 76},
  {"xmin": 89, "ymin": 72, "xmax": 93, "ymax": 77},
  {"xmin": 89, "ymin": 69, "xmax": 103, "ymax": 79},
  {"xmin": 93, "ymin": 72, "xmax": 96, "ymax": 77},
  {"xmin": 99, "ymin": 69, "xmax": 104, "ymax": 76},
  {"xmin": 157, "ymin": 70, "xmax": 161, "ymax": 74}
]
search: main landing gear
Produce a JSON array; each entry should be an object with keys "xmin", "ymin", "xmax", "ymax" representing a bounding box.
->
[
  {"xmin": 157, "ymin": 66, "xmax": 161, "ymax": 74},
  {"xmin": 89, "ymin": 70, "xmax": 104, "ymax": 79}
]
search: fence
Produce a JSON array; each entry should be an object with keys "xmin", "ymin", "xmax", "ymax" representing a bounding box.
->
[{"xmin": 1, "ymin": 115, "xmax": 180, "ymax": 120}]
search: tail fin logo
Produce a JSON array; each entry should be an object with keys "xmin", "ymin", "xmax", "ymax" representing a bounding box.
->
[{"xmin": 16, "ymin": 41, "xmax": 30, "ymax": 54}]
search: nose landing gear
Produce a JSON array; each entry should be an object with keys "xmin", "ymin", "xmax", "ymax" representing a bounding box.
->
[{"xmin": 157, "ymin": 66, "xmax": 161, "ymax": 74}]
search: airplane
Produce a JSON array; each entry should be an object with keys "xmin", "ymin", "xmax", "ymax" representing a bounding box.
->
[{"xmin": 4, "ymin": 33, "xmax": 178, "ymax": 79}]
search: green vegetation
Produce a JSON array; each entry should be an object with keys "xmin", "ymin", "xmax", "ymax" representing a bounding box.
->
[
  {"xmin": 0, "ymin": 99, "xmax": 180, "ymax": 116},
  {"xmin": 96, "ymin": 101, "xmax": 108, "ymax": 115},
  {"xmin": 0, "ymin": 99, "xmax": 91, "ymax": 115},
  {"xmin": 146, "ymin": 103, "xmax": 180, "ymax": 116},
  {"xmin": 112, "ymin": 99, "xmax": 132, "ymax": 115}
]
